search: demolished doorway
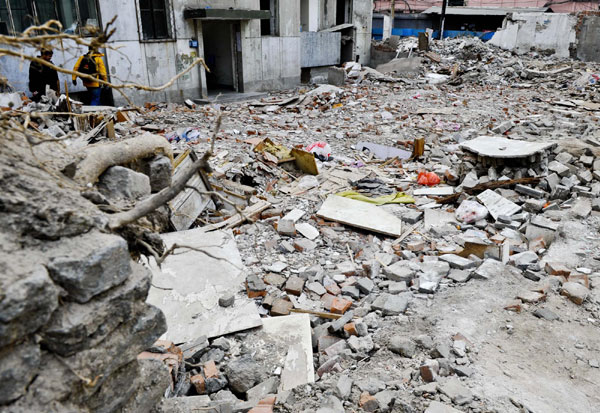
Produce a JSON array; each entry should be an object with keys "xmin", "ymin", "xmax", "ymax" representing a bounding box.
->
[{"xmin": 202, "ymin": 21, "xmax": 244, "ymax": 93}]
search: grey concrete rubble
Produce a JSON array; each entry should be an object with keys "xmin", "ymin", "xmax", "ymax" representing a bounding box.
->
[{"xmin": 2, "ymin": 33, "xmax": 600, "ymax": 413}]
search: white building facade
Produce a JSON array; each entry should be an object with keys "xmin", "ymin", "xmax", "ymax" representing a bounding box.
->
[{"xmin": 0, "ymin": 0, "xmax": 373, "ymax": 105}]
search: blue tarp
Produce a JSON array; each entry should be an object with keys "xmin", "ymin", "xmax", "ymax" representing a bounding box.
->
[{"xmin": 372, "ymin": 28, "xmax": 494, "ymax": 41}]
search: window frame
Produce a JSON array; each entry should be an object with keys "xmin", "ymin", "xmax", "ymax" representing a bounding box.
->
[
  {"xmin": 136, "ymin": 0, "xmax": 176, "ymax": 43},
  {"xmin": 260, "ymin": 0, "xmax": 278, "ymax": 37},
  {"xmin": 0, "ymin": 0, "xmax": 101, "ymax": 36}
]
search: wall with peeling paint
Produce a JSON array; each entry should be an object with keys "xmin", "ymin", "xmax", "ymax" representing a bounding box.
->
[{"xmin": 489, "ymin": 13, "xmax": 577, "ymax": 58}]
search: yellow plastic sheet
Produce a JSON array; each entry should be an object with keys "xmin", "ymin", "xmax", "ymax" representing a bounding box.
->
[{"xmin": 336, "ymin": 191, "xmax": 415, "ymax": 205}]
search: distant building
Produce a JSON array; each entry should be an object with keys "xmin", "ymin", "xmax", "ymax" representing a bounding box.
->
[
  {"xmin": 0, "ymin": 0, "xmax": 373, "ymax": 106},
  {"xmin": 373, "ymin": 1, "xmax": 599, "ymax": 14}
]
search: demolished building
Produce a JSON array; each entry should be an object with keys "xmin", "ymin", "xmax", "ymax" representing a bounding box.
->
[
  {"xmin": 0, "ymin": 0, "xmax": 373, "ymax": 106},
  {"xmin": 2, "ymin": 2, "xmax": 600, "ymax": 413}
]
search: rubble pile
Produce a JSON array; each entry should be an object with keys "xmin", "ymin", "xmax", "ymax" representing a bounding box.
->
[
  {"xmin": 0, "ymin": 132, "xmax": 169, "ymax": 412},
  {"xmin": 2, "ymin": 35, "xmax": 600, "ymax": 413}
]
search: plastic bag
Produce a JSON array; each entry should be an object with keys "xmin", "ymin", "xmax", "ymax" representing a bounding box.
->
[
  {"xmin": 455, "ymin": 200, "xmax": 488, "ymax": 224},
  {"xmin": 306, "ymin": 141, "xmax": 332, "ymax": 161},
  {"xmin": 417, "ymin": 172, "xmax": 441, "ymax": 186}
]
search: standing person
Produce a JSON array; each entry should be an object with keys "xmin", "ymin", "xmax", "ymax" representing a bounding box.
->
[
  {"xmin": 28, "ymin": 48, "xmax": 59, "ymax": 102},
  {"xmin": 72, "ymin": 48, "xmax": 107, "ymax": 106}
]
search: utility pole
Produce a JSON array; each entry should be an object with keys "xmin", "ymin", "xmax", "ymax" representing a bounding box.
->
[
  {"xmin": 390, "ymin": 0, "xmax": 395, "ymax": 37},
  {"xmin": 438, "ymin": 0, "xmax": 448, "ymax": 40}
]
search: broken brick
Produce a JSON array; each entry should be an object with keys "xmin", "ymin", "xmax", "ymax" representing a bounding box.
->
[
  {"xmin": 343, "ymin": 322, "xmax": 358, "ymax": 336},
  {"xmin": 320, "ymin": 293, "xmax": 335, "ymax": 310},
  {"xmin": 190, "ymin": 374, "xmax": 206, "ymax": 394},
  {"xmin": 270, "ymin": 298, "xmax": 293, "ymax": 316},
  {"xmin": 325, "ymin": 283, "xmax": 342, "ymax": 296},
  {"xmin": 568, "ymin": 274, "xmax": 589, "ymax": 288},
  {"xmin": 203, "ymin": 360, "xmax": 219, "ymax": 379},
  {"xmin": 545, "ymin": 262, "xmax": 571, "ymax": 276},
  {"xmin": 331, "ymin": 297, "xmax": 352, "ymax": 314},
  {"xmin": 284, "ymin": 276, "xmax": 305, "ymax": 296},
  {"xmin": 359, "ymin": 392, "xmax": 379, "ymax": 412},
  {"xmin": 246, "ymin": 274, "xmax": 267, "ymax": 298}
]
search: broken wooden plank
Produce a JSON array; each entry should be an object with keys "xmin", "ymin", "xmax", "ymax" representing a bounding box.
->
[
  {"xmin": 168, "ymin": 150, "xmax": 212, "ymax": 231},
  {"xmin": 316, "ymin": 195, "xmax": 403, "ymax": 237},
  {"xmin": 202, "ymin": 200, "xmax": 271, "ymax": 232}
]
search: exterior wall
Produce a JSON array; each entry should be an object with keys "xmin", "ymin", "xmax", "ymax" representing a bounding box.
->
[
  {"xmin": 489, "ymin": 13, "xmax": 577, "ymax": 58},
  {"xmin": 100, "ymin": 0, "xmax": 201, "ymax": 106},
  {"xmin": 240, "ymin": 0, "xmax": 301, "ymax": 92},
  {"xmin": 353, "ymin": 0, "xmax": 373, "ymax": 64},
  {"xmin": 373, "ymin": 1, "xmax": 599, "ymax": 13},
  {"xmin": 577, "ymin": 15, "xmax": 600, "ymax": 62},
  {"xmin": 0, "ymin": 40, "xmax": 91, "ymax": 98},
  {"xmin": 301, "ymin": 32, "xmax": 342, "ymax": 67}
]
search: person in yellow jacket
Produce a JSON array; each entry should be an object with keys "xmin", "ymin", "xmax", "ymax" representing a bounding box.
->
[{"xmin": 72, "ymin": 48, "xmax": 107, "ymax": 106}]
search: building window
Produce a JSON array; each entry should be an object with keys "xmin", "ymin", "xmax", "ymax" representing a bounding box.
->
[
  {"xmin": 0, "ymin": 0, "xmax": 100, "ymax": 35},
  {"xmin": 260, "ymin": 0, "xmax": 278, "ymax": 36},
  {"xmin": 139, "ymin": 0, "xmax": 172, "ymax": 40}
]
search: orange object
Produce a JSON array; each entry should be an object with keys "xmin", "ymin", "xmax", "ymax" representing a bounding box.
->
[{"xmin": 417, "ymin": 171, "xmax": 441, "ymax": 186}]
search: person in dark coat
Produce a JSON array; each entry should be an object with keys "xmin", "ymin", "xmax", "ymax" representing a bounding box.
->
[{"xmin": 28, "ymin": 48, "xmax": 59, "ymax": 102}]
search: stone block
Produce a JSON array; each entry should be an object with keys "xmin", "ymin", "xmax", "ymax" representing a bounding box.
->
[
  {"xmin": 145, "ymin": 155, "xmax": 172, "ymax": 193},
  {"xmin": 383, "ymin": 261, "xmax": 415, "ymax": 282},
  {"xmin": 307, "ymin": 281, "xmax": 326, "ymax": 296},
  {"xmin": 561, "ymin": 282, "xmax": 589, "ymax": 305},
  {"xmin": 388, "ymin": 336, "xmax": 416, "ymax": 358},
  {"xmin": 246, "ymin": 274, "xmax": 267, "ymax": 298},
  {"xmin": 293, "ymin": 238, "xmax": 317, "ymax": 252},
  {"xmin": 325, "ymin": 283, "xmax": 342, "ymax": 296},
  {"xmin": 335, "ymin": 375, "xmax": 353, "ymax": 400},
  {"xmin": 0, "ymin": 263, "xmax": 58, "ymax": 348},
  {"xmin": 42, "ymin": 262, "xmax": 151, "ymax": 356},
  {"xmin": 514, "ymin": 184, "xmax": 545, "ymax": 199},
  {"xmin": 277, "ymin": 219, "xmax": 296, "ymax": 236},
  {"xmin": 47, "ymin": 231, "xmax": 131, "ymax": 303},
  {"xmin": 545, "ymin": 262, "xmax": 571, "ymax": 276},
  {"xmin": 246, "ymin": 377, "xmax": 279, "ymax": 402},
  {"xmin": 224, "ymin": 355, "xmax": 260, "ymax": 394},
  {"xmin": 98, "ymin": 166, "xmax": 151, "ymax": 200},
  {"xmin": 284, "ymin": 276, "xmax": 305, "ymax": 296},
  {"xmin": 371, "ymin": 293, "xmax": 409, "ymax": 316},
  {"xmin": 355, "ymin": 277, "xmax": 374, "ymax": 294},
  {"xmin": 438, "ymin": 254, "xmax": 476, "ymax": 270},
  {"xmin": 270, "ymin": 299, "xmax": 293, "ymax": 316},
  {"xmin": 328, "ymin": 67, "xmax": 345, "ymax": 86},
  {"xmin": 0, "ymin": 340, "xmax": 41, "ymax": 404}
]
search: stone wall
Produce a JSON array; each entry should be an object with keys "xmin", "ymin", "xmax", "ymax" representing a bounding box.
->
[{"xmin": 0, "ymin": 133, "xmax": 169, "ymax": 412}]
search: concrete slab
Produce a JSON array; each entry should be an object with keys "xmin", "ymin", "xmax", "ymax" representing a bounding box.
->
[
  {"xmin": 477, "ymin": 189, "xmax": 522, "ymax": 220},
  {"xmin": 355, "ymin": 141, "xmax": 412, "ymax": 160},
  {"xmin": 296, "ymin": 222, "xmax": 319, "ymax": 240},
  {"xmin": 282, "ymin": 208, "xmax": 306, "ymax": 222},
  {"xmin": 460, "ymin": 136, "xmax": 554, "ymax": 159},
  {"xmin": 147, "ymin": 229, "xmax": 262, "ymax": 343},
  {"xmin": 414, "ymin": 187, "xmax": 454, "ymax": 196},
  {"xmin": 261, "ymin": 314, "xmax": 315, "ymax": 392},
  {"xmin": 317, "ymin": 195, "xmax": 403, "ymax": 237},
  {"xmin": 424, "ymin": 209, "xmax": 457, "ymax": 230}
]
